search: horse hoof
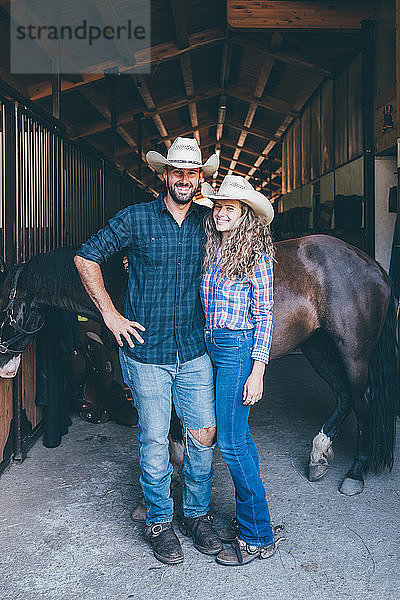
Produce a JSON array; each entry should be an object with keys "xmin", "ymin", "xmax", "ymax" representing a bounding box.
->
[
  {"xmin": 308, "ymin": 463, "xmax": 329, "ymax": 481},
  {"xmin": 338, "ymin": 477, "xmax": 364, "ymax": 496},
  {"xmin": 131, "ymin": 502, "xmax": 147, "ymax": 522}
]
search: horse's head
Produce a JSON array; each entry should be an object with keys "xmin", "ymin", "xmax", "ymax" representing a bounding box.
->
[{"xmin": 0, "ymin": 266, "xmax": 44, "ymax": 378}]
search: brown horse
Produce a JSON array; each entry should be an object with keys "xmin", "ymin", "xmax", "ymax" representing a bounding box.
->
[{"xmin": 0, "ymin": 234, "xmax": 397, "ymax": 496}]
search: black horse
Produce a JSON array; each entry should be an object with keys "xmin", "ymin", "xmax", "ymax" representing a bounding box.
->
[{"xmin": 0, "ymin": 235, "xmax": 397, "ymax": 496}]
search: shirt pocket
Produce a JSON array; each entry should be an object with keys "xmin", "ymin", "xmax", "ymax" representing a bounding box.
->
[
  {"xmin": 137, "ymin": 237, "xmax": 171, "ymax": 266},
  {"xmin": 193, "ymin": 235, "xmax": 205, "ymax": 277}
]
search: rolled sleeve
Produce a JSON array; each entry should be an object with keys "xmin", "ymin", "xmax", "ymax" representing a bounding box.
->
[
  {"xmin": 250, "ymin": 255, "xmax": 274, "ymax": 364},
  {"xmin": 76, "ymin": 206, "xmax": 132, "ymax": 264}
]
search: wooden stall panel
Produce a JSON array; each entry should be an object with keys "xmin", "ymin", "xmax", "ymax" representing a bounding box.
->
[
  {"xmin": 0, "ymin": 378, "xmax": 13, "ymax": 464},
  {"xmin": 20, "ymin": 340, "xmax": 42, "ymax": 430},
  {"xmin": 281, "ymin": 133, "xmax": 287, "ymax": 195},
  {"xmin": 348, "ymin": 54, "xmax": 363, "ymax": 161},
  {"xmin": 310, "ymin": 91, "xmax": 321, "ymax": 181},
  {"xmin": 301, "ymin": 104, "xmax": 311, "ymax": 185},
  {"xmin": 335, "ymin": 71, "xmax": 348, "ymax": 167},
  {"xmin": 292, "ymin": 118, "xmax": 301, "ymax": 190},
  {"xmin": 321, "ymin": 80, "xmax": 334, "ymax": 175},
  {"xmin": 287, "ymin": 125, "xmax": 294, "ymax": 193}
]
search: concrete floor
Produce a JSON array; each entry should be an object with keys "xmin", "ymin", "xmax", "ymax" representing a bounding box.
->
[{"xmin": 0, "ymin": 354, "xmax": 399, "ymax": 600}]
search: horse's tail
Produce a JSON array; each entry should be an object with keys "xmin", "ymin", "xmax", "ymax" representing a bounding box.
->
[{"xmin": 367, "ymin": 289, "xmax": 398, "ymax": 472}]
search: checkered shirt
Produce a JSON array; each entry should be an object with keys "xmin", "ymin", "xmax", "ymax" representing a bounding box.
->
[
  {"xmin": 76, "ymin": 194, "xmax": 208, "ymax": 365},
  {"xmin": 200, "ymin": 254, "xmax": 274, "ymax": 363}
]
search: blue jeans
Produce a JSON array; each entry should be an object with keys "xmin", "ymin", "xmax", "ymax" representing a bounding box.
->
[
  {"xmin": 119, "ymin": 351, "xmax": 216, "ymax": 525},
  {"xmin": 205, "ymin": 328, "xmax": 273, "ymax": 546}
]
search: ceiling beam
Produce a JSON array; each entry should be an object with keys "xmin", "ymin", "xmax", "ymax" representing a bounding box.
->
[
  {"xmin": 92, "ymin": 0, "xmax": 135, "ymax": 66},
  {"xmin": 232, "ymin": 35, "xmax": 331, "ymax": 74},
  {"xmin": 169, "ymin": 0, "xmax": 189, "ymax": 50},
  {"xmin": 227, "ymin": 85, "xmax": 297, "ymax": 116},
  {"xmin": 79, "ymin": 85, "xmax": 162, "ymax": 186},
  {"xmin": 225, "ymin": 120, "xmax": 279, "ymax": 142},
  {"xmin": 180, "ymin": 54, "xmax": 200, "ymax": 144},
  {"xmin": 227, "ymin": 0, "xmax": 375, "ymax": 29},
  {"xmin": 220, "ymin": 155, "xmax": 262, "ymax": 171},
  {"xmin": 72, "ymin": 85, "xmax": 220, "ymax": 139},
  {"xmin": 246, "ymin": 72, "xmax": 325, "ymax": 180},
  {"xmin": 227, "ymin": 33, "xmax": 281, "ymax": 178},
  {"xmin": 218, "ymin": 164, "xmax": 249, "ymax": 178},
  {"xmin": 28, "ymin": 27, "xmax": 225, "ymax": 100},
  {"xmin": 3, "ymin": 1, "xmax": 77, "ymax": 75},
  {"xmin": 218, "ymin": 163, "xmax": 280, "ymax": 186},
  {"xmin": 215, "ymin": 33, "xmax": 231, "ymax": 146},
  {"xmin": 132, "ymin": 74, "xmax": 171, "ymax": 148},
  {"xmin": 0, "ymin": 68, "xmax": 29, "ymax": 97},
  {"xmin": 138, "ymin": 120, "xmax": 216, "ymax": 148},
  {"xmin": 220, "ymin": 140, "xmax": 280, "ymax": 160}
]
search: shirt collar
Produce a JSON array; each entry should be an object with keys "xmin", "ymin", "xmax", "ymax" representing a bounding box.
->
[{"xmin": 155, "ymin": 192, "xmax": 201, "ymax": 218}]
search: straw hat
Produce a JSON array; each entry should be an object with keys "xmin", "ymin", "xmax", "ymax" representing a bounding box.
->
[
  {"xmin": 201, "ymin": 175, "xmax": 274, "ymax": 224},
  {"xmin": 146, "ymin": 137, "xmax": 219, "ymax": 178}
]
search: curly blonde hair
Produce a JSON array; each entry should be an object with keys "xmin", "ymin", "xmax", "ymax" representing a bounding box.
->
[{"xmin": 202, "ymin": 203, "xmax": 275, "ymax": 279}]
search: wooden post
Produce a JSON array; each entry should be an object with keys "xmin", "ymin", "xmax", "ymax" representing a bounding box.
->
[
  {"xmin": 396, "ymin": 0, "xmax": 400, "ymax": 300},
  {"xmin": 362, "ymin": 20, "xmax": 375, "ymax": 257}
]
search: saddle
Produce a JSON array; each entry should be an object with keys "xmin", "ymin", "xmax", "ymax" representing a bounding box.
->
[{"xmin": 68, "ymin": 331, "xmax": 138, "ymax": 426}]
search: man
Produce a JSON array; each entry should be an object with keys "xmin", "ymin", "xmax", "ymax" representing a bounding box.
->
[{"xmin": 74, "ymin": 138, "xmax": 222, "ymax": 565}]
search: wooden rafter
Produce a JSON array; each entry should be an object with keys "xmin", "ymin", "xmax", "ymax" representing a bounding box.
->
[
  {"xmin": 79, "ymin": 85, "xmax": 159, "ymax": 186},
  {"xmin": 232, "ymin": 34, "xmax": 331, "ymax": 74},
  {"xmin": 227, "ymin": 1, "xmax": 375, "ymax": 30},
  {"xmin": 219, "ymin": 141, "xmax": 281, "ymax": 161},
  {"xmin": 226, "ymin": 120, "xmax": 278, "ymax": 142},
  {"xmin": 132, "ymin": 74, "xmax": 171, "ymax": 149},
  {"xmin": 227, "ymin": 85, "xmax": 297, "ymax": 116},
  {"xmin": 180, "ymin": 54, "xmax": 200, "ymax": 144},
  {"xmin": 247, "ymin": 72, "xmax": 325, "ymax": 179},
  {"xmin": 227, "ymin": 33, "xmax": 280, "ymax": 178},
  {"xmin": 4, "ymin": 1, "xmax": 77, "ymax": 75},
  {"xmin": 129, "ymin": 119, "xmax": 216, "ymax": 149},
  {"xmin": 72, "ymin": 85, "xmax": 220, "ymax": 139},
  {"xmin": 169, "ymin": 0, "xmax": 189, "ymax": 50},
  {"xmin": 28, "ymin": 27, "xmax": 225, "ymax": 100},
  {"xmin": 92, "ymin": 0, "xmax": 135, "ymax": 66}
]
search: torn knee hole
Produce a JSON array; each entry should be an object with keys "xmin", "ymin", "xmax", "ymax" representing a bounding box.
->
[{"xmin": 188, "ymin": 426, "xmax": 216, "ymax": 447}]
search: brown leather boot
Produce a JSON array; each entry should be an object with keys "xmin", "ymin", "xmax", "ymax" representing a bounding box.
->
[
  {"xmin": 144, "ymin": 522, "xmax": 183, "ymax": 565},
  {"xmin": 179, "ymin": 514, "xmax": 223, "ymax": 555},
  {"xmin": 216, "ymin": 536, "xmax": 278, "ymax": 566}
]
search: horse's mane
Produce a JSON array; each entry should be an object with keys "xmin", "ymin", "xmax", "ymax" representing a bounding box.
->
[{"xmin": 1, "ymin": 247, "xmax": 126, "ymax": 316}]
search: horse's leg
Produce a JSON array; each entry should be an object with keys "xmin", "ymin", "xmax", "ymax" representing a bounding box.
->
[
  {"xmin": 300, "ymin": 330, "xmax": 353, "ymax": 482},
  {"xmin": 338, "ymin": 388, "xmax": 369, "ymax": 496}
]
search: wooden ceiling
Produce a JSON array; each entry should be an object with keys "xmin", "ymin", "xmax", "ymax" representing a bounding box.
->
[{"xmin": 0, "ymin": 0, "xmax": 364, "ymax": 200}]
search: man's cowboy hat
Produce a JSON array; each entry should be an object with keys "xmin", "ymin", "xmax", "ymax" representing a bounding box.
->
[
  {"xmin": 146, "ymin": 137, "xmax": 219, "ymax": 178},
  {"xmin": 201, "ymin": 175, "xmax": 274, "ymax": 224}
]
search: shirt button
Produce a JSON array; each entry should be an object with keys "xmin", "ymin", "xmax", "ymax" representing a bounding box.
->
[
  {"xmin": 177, "ymin": 261, "xmax": 181, "ymax": 265},
  {"xmin": 178, "ymin": 241, "xmax": 182, "ymax": 245},
  {"xmin": 176, "ymin": 305, "xmax": 179, "ymax": 309}
]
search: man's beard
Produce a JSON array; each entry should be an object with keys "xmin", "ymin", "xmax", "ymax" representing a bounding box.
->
[{"xmin": 167, "ymin": 175, "xmax": 198, "ymax": 205}]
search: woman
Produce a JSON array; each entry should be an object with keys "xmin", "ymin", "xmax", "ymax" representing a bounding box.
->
[{"xmin": 200, "ymin": 175, "xmax": 277, "ymax": 567}]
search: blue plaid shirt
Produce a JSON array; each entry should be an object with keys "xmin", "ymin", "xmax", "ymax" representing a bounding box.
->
[
  {"xmin": 200, "ymin": 254, "xmax": 274, "ymax": 363},
  {"xmin": 76, "ymin": 194, "xmax": 208, "ymax": 364}
]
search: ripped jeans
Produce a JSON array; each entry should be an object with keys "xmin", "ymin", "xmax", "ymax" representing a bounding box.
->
[{"xmin": 119, "ymin": 351, "xmax": 216, "ymax": 525}]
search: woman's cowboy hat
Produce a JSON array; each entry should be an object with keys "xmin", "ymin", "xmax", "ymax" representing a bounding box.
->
[
  {"xmin": 146, "ymin": 137, "xmax": 219, "ymax": 178},
  {"xmin": 201, "ymin": 175, "xmax": 274, "ymax": 224}
]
